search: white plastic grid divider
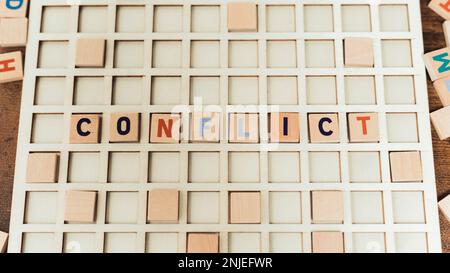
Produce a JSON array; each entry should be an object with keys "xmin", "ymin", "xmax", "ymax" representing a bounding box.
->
[{"xmin": 8, "ymin": 0, "xmax": 441, "ymax": 253}]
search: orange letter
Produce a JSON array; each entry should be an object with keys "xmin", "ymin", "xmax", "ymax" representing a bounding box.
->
[
  {"xmin": 157, "ymin": 119, "xmax": 173, "ymax": 138},
  {"xmin": 356, "ymin": 116, "xmax": 371, "ymax": 135},
  {"xmin": 440, "ymin": 0, "xmax": 450, "ymax": 12},
  {"xmin": 0, "ymin": 59, "xmax": 16, "ymax": 73}
]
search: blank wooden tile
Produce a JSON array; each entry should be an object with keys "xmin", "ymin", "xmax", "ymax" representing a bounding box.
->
[
  {"xmin": 26, "ymin": 153, "xmax": 59, "ymax": 183},
  {"xmin": 430, "ymin": 106, "xmax": 450, "ymax": 140},
  {"xmin": 109, "ymin": 112, "xmax": 140, "ymax": 143},
  {"xmin": 150, "ymin": 113, "xmax": 181, "ymax": 143},
  {"xmin": 75, "ymin": 38, "xmax": 105, "ymax": 67},
  {"xmin": 390, "ymin": 151, "xmax": 423, "ymax": 182},
  {"xmin": 438, "ymin": 194, "xmax": 450, "ymax": 222},
  {"xmin": 344, "ymin": 38, "xmax": 374, "ymax": 67},
  {"xmin": 229, "ymin": 192, "xmax": 261, "ymax": 224},
  {"xmin": 424, "ymin": 47, "xmax": 450, "ymax": 81},
  {"xmin": 227, "ymin": 2, "xmax": 257, "ymax": 32},
  {"xmin": 0, "ymin": 231, "xmax": 8, "ymax": 253},
  {"xmin": 190, "ymin": 112, "xmax": 220, "ymax": 142},
  {"xmin": 0, "ymin": 18, "xmax": 28, "ymax": 47},
  {"xmin": 0, "ymin": 51, "xmax": 23, "ymax": 83},
  {"xmin": 429, "ymin": 0, "xmax": 450, "ymax": 20},
  {"xmin": 269, "ymin": 112, "xmax": 299, "ymax": 143},
  {"xmin": 70, "ymin": 114, "xmax": 101, "ymax": 144},
  {"xmin": 444, "ymin": 21, "xmax": 450, "ymax": 47},
  {"xmin": 348, "ymin": 113, "xmax": 379, "ymax": 142},
  {"xmin": 312, "ymin": 232, "xmax": 344, "ymax": 253},
  {"xmin": 433, "ymin": 75, "xmax": 450, "ymax": 107},
  {"xmin": 147, "ymin": 189, "xmax": 179, "ymax": 223},
  {"xmin": 187, "ymin": 233, "xmax": 219, "ymax": 253},
  {"xmin": 0, "ymin": 0, "xmax": 28, "ymax": 17},
  {"xmin": 311, "ymin": 191, "xmax": 344, "ymax": 224},
  {"xmin": 64, "ymin": 190, "xmax": 97, "ymax": 223},
  {"xmin": 308, "ymin": 113, "xmax": 340, "ymax": 143},
  {"xmin": 229, "ymin": 113, "xmax": 259, "ymax": 143}
]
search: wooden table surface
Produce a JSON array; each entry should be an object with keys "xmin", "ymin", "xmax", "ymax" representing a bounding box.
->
[{"xmin": 0, "ymin": 0, "xmax": 449, "ymax": 252}]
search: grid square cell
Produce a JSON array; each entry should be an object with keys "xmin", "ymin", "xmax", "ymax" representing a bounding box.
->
[
  {"xmin": 63, "ymin": 233, "xmax": 96, "ymax": 253},
  {"xmin": 266, "ymin": 5, "xmax": 296, "ymax": 33},
  {"xmin": 348, "ymin": 152, "xmax": 381, "ymax": 183},
  {"xmin": 392, "ymin": 191, "xmax": 425, "ymax": 224},
  {"xmin": 228, "ymin": 76, "xmax": 259, "ymax": 105},
  {"xmin": 152, "ymin": 41, "xmax": 182, "ymax": 68},
  {"xmin": 384, "ymin": 76, "xmax": 416, "ymax": 105},
  {"xmin": 116, "ymin": 6, "xmax": 146, "ymax": 33},
  {"xmin": 38, "ymin": 41, "xmax": 68, "ymax": 68},
  {"xmin": 41, "ymin": 6, "xmax": 70, "ymax": 33},
  {"xmin": 379, "ymin": 5, "xmax": 410, "ymax": 32},
  {"xmin": 269, "ymin": 192, "xmax": 302, "ymax": 224},
  {"xmin": 229, "ymin": 152, "xmax": 260, "ymax": 183},
  {"xmin": 191, "ymin": 41, "xmax": 220, "ymax": 68},
  {"xmin": 104, "ymin": 233, "xmax": 137, "ymax": 253},
  {"xmin": 270, "ymin": 233, "xmax": 302, "ymax": 253},
  {"xmin": 108, "ymin": 152, "xmax": 140, "ymax": 183},
  {"xmin": 188, "ymin": 192, "xmax": 220, "ymax": 224},
  {"xmin": 229, "ymin": 233, "xmax": 261, "ymax": 253},
  {"xmin": 267, "ymin": 40, "xmax": 297, "ymax": 68},
  {"xmin": 306, "ymin": 76, "xmax": 337, "ymax": 105},
  {"xmin": 267, "ymin": 76, "xmax": 298, "ymax": 105},
  {"xmin": 154, "ymin": 5, "xmax": 183, "ymax": 33},
  {"xmin": 341, "ymin": 5, "xmax": 371, "ymax": 32},
  {"xmin": 68, "ymin": 152, "xmax": 100, "ymax": 183},
  {"xmin": 31, "ymin": 114, "xmax": 64, "ymax": 144},
  {"xmin": 309, "ymin": 152, "xmax": 341, "ymax": 183},
  {"xmin": 345, "ymin": 76, "xmax": 376, "ymax": 105},
  {"xmin": 34, "ymin": 77, "xmax": 66, "ymax": 105},
  {"xmin": 268, "ymin": 152, "xmax": 300, "ymax": 183},
  {"xmin": 189, "ymin": 152, "xmax": 220, "ymax": 183},
  {"xmin": 351, "ymin": 191, "xmax": 384, "ymax": 224},
  {"xmin": 191, "ymin": 5, "xmax": 220, "ymax": 33},
  {"xmin": 352, "ymin": 233, "xmax": 386, "ymax": 253},
  {"xmin": 395, "ymin": 233, "xmax": 428, "ymax": 253},
  {"xmin": 305, "ymin": 40, "xmax": 335, "ymax": 68},
  {"xmin": 190, "ymin": 77, "xmax": 220, "ymax": 105},
  {"xmin": 114, "ymin": 41, "xmax": 144, "ymax": 68},
  {"xmin": 229, "ymin": 40, "xmax": 258, "ymax": 68},
  {"xmin": 149, "ymin": 152, "xmax": 180, "ymax": 183},
  {"xmin": 22, "ymin": 233, "xmax": 57, "ymax": 253},
  {"xmin": 74, "ymin": 77, "xmax": 104, "ymax": 105},
  {"xmin": 304, "ymin": 5, "xmax": 334, "ymax": 32},
  {"xmin": 151, "ymin": 76, "xmax": 181, "ymax": 105},
  {"xmin": 381, "ymin": 40, "xmax": 412, "ymax": 67},
  {"xmin": 79, "ymin": 6, "xmax": 108, "ymax": 33},
  {"xmin": 146, "ymin": 233, "xmax": 178, "ymax": 253},
  {"xmin": 113, "ymin": 77, "xmax": 144, "ymax": 105},
  {"xmin": 106, "ymin": 192, "xmax": 139, "ymax": 224},
  {"xmin": 25, "ymin": 191, "xmax": 57, "ymax": 224},
  {"xmin": 386, "ymin": 113, "xmax": 419, "ymax": 143}
]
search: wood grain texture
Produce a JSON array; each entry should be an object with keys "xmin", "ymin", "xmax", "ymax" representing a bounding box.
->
[{"xmin": 0, "ymin": 0, "xmax": 449, "ymax": 252}]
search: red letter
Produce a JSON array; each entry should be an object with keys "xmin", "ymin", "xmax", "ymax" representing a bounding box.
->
[
  {"xmin": 0, "ymin": 59, "xmax": 16, "ymax": 73},
  {"xmin": 157, "ymin": 119, "xmax": 173, "ymax": 138},
  {"xmin": 440, "ymin": 0, "xmax": 450, "ymax": 12},
  {"xmin": 356, "ymin": 116, "xmax": 371, "ymax": 135}
]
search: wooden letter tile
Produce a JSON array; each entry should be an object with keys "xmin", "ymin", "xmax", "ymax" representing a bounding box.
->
[
  {"xmin": 229, "ymin": 113, "xmax": 259, "ymax": 143},
  {"xmin": 344, "ymin": 38, "xmax": 374, "ymax": 67},
  {"xmin": 70, "ymin": 114, "xmax": 101, "ymax": 144},
  {"xmin": 0, "ymin": 231, "xmax": 8, "ymax": 253},
  {"xmin": 308, "ymin": 113, "xmax": 340, "ymax": 143},
  {"xmin": 312, "ymin": 232, "xmax": 344, "ymax": 253},
  {"xmin": 430, "ymin": 106, "xmax": 450, "ymax": 140},
  {"xmin": 311, "ymin": 191, "xmax": 344, "ymax": 224},
  {"xmin": 109, "ymin": 112, "xmax": 140, "ymax": 143},
  {"xmin": 433, "ymin": 75, "xmax": 450, "ymax": 107},
  {"xmin": 0, "ymin": 0, "xmax": 28, "ymax": 18},
  {"xmin": 269, "ymin": 112, "xmax": 300, "ymax": 143},
  {"xmin": 229, "ymin": 191, "xmax": 261, "ymax": 224},
  {"xmin": 187, "ymin": 233, "xmax": 219, "ymax": 253},
  {"xmin": 389, "ymin": 151, "xmax": 423, "ymax": 182},
  {"xmin": 0, "ymin": 51, "xmax": 23, "ymax": 83},
  {"xmin": 150, "ymin": 113, "xmax": 181, "ymax": 143},
  {"xmin": 26, "ymin": 153, "xmax": 59, "ymax": 183},
  {"xmin": 429, "ymin": 0, "xmax": 450, "ymax": 20},
  {"xmin": 348, "ymin": 113, "xmax": 379, "ymax": 143},
  {"xmin": 228, "ymin": 2, "xmax": 257, "ymax": 32},
  {"xmin": 190, "ymin": 112, "xmax": 220, "ymax": 143},
  {"xmin": 438, "ymin": 194, "xmax": 450, "ymax": 222},
  {"xmin": 147, "ymin": 189, "xmax": 179, "ymax": 223},
  {"xmin": 75, "ymin": 38, "xmax": 106, "ymax": 68},
  {"xmin": 444, "ymin": 21, "xmax": 450, "ymax": 47},
  {"xmin": 424, "ymin": 47, "xmax": 450, "ymax": 81},
  {"xmin": 0, "ymin": 18, "xmax": 27, "ymax": 47},
  {"xmin": 64, "ymin": 190, "xmax": 97, "ymax": 223}
]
